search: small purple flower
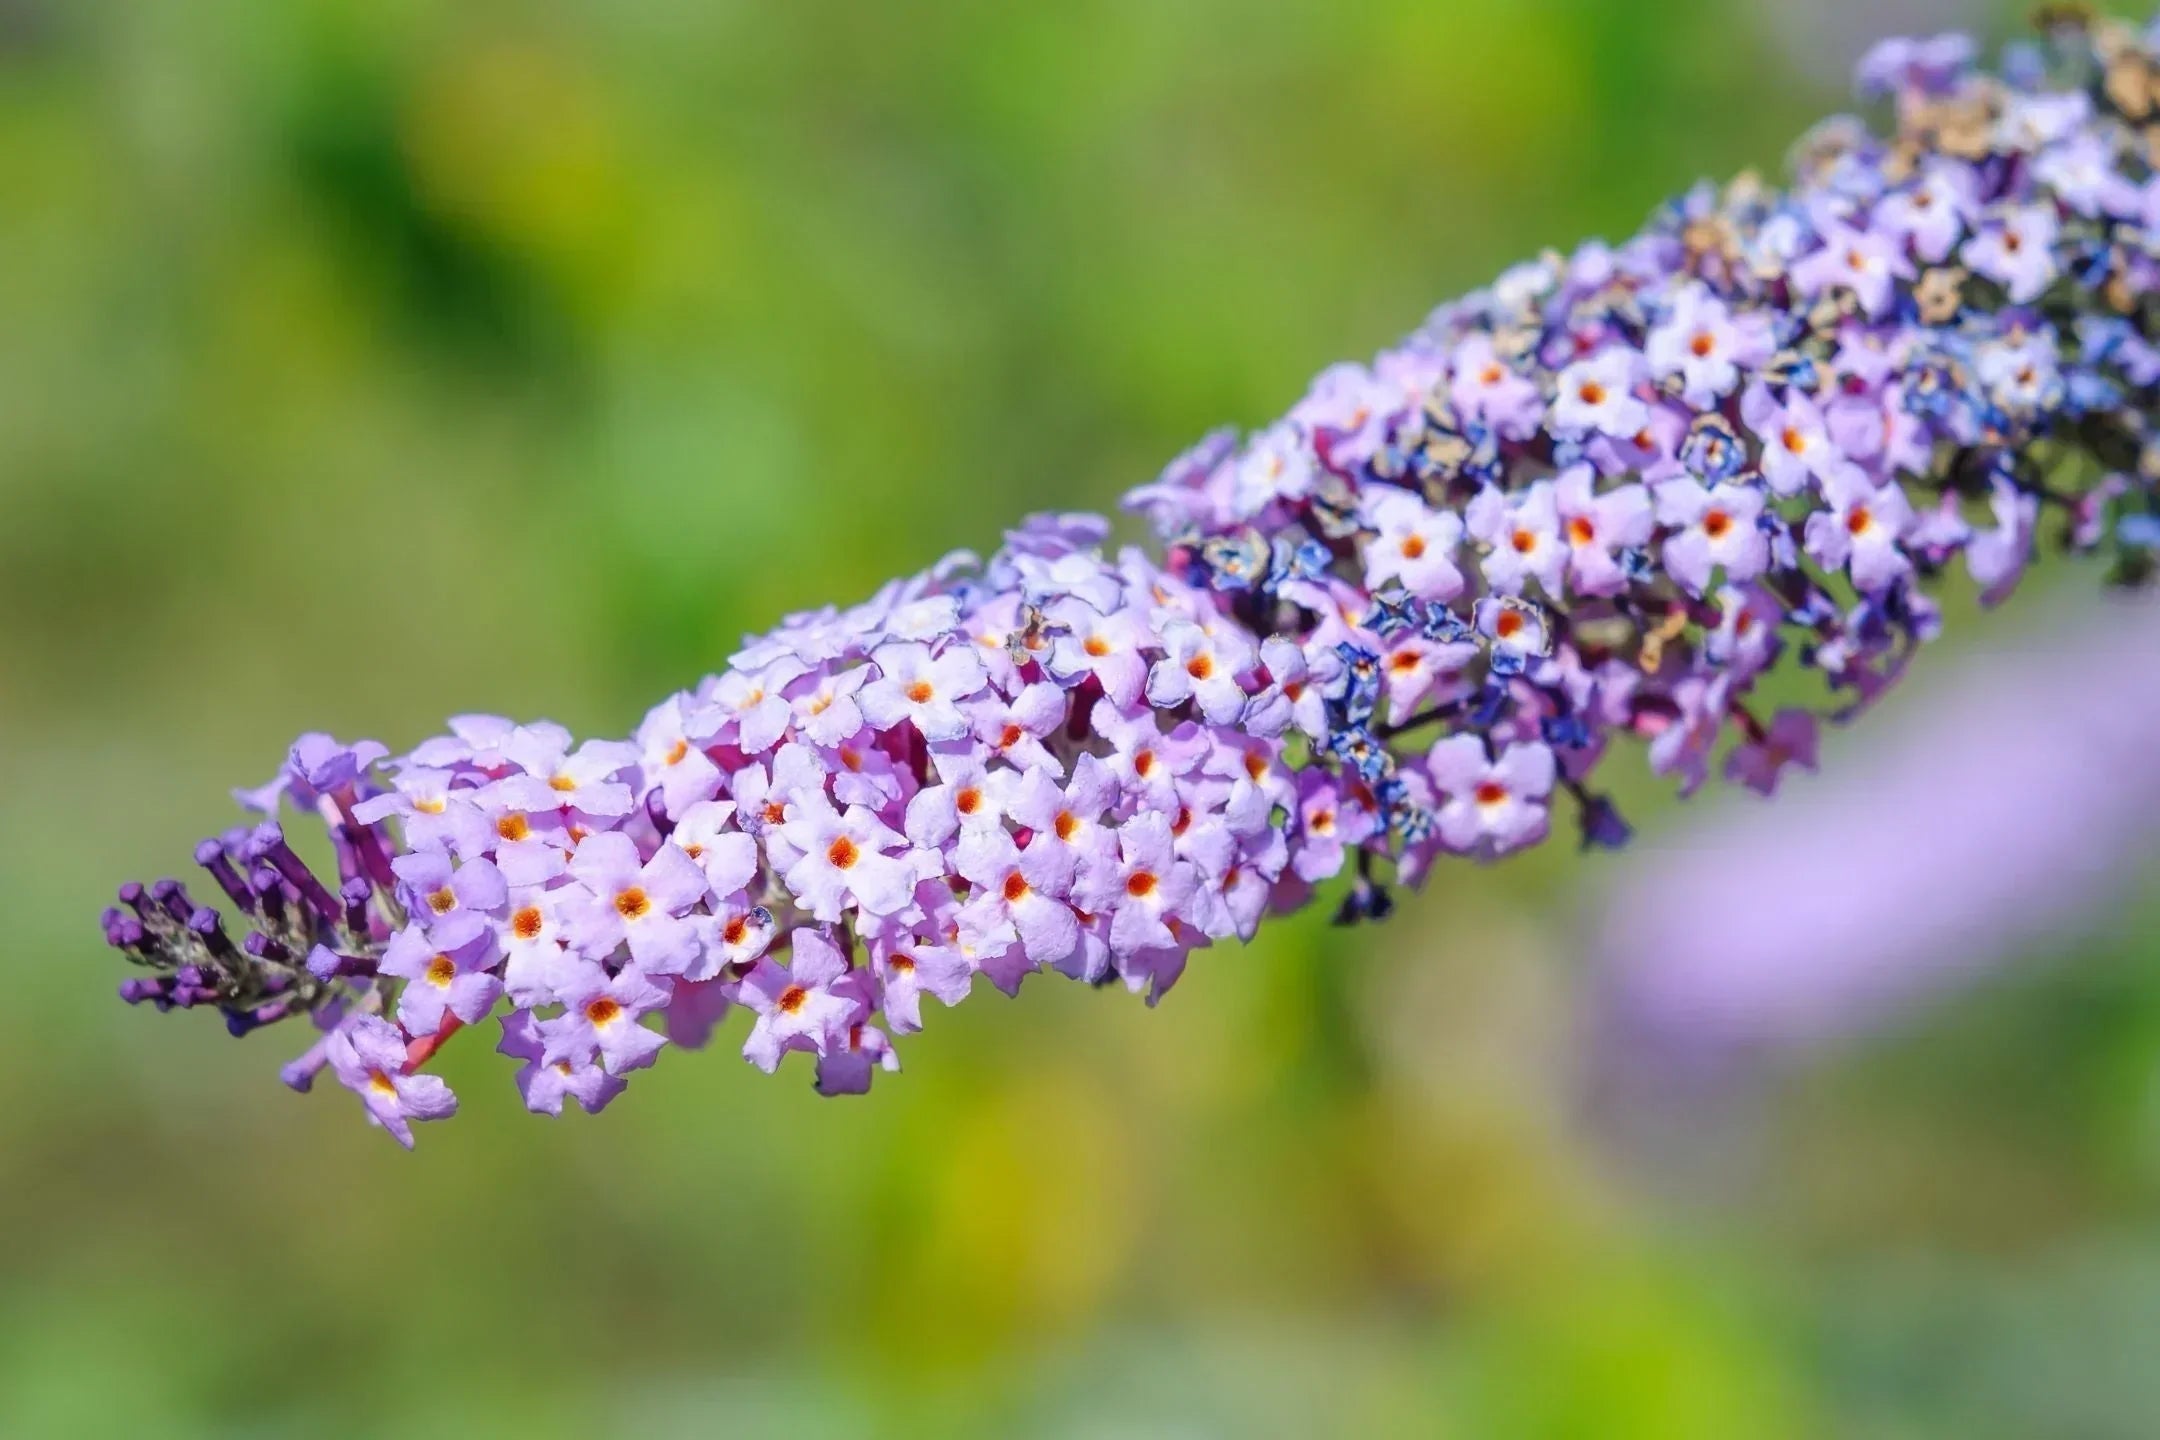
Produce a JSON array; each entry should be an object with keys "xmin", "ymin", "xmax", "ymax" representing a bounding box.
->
[
  {"xmin": 738, "ymin": 928, "xmax": 859, "ymax": 1073},
  {"xmin": 1963, "ymin": 205, "xmax": 2060, "ymax": 303},
  {"xmin": 563, "ymin": 833, "xmax": 710, "ymax": 974},
  {"xmin": 780, "ymin": 795, "xmax": 918, "ymax": 921},
  {"xmin": 1144, "ymin": 620, "xmax": 1253, "ymax": 725},
  {"xmin": 1655, "ymin": 478, "xmax": 1769, "ymax": 594},
  {"xmin": 1428, "ymin": 736, "xmax": 1554, "ymax": 855},
  {"xmin": 543, "ymin": 962, "xmax": 670, "ymax": 1075},
  {"xmin": 501, "ymin": 1009, "xmax": 625, "ymax": 1116},
  {"xmin": 391, "ymin": 849, "xmax": 507, "ymax": 950},
  {"xmin": 1361, "ymin": 490, "xmax": 1466, "ymax": 601},
  {"xmin": 858, "ymin": 640, "xmax": 987, "ymax": 741},
  {"xmin": 327, "ymin": 1016, "xmax": 457, "ymax": 1149},
  {"xmin": 1804, "ymin": 466, "xmax": 1915, "ymax": 593},
  {"xmin": 1550, "ymin": 350, "xmax": 1650, "ymax": 438},
  {"xmin": 379, "ymin": 925, "xmax": 503, "ymax": 1037}
]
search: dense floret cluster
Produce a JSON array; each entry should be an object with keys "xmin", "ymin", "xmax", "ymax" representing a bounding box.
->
[{"xmin": 101, "ymin": 19, "xmax": 2160, "ymax": 1144}]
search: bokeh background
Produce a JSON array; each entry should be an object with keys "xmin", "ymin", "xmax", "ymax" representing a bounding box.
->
[{"xmin": 6, "ymin": 1, "xmax": 2160, "ymax": 1435}]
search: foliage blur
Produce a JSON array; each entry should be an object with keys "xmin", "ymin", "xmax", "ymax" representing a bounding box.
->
[{"xmin": 4, "ymin": 1, "xmax": 2158, "ymax": 1435}]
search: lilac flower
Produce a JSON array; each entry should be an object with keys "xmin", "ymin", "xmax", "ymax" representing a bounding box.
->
[
  {"xmin": 1361, "ymin": 489, "xmax": 1466, "ymax": 600},
  {"xmin": 500, "ymin": 1010, "xmax": 624, "ymax": 1116},
  {"xmin": 326, "ymin": 1016, "xmax": 457, "ymax": 1149},
  {"xmin": 1875, "ymin": 164, "xmax": 1973, "ymax": 262},
  {"xmin": 491, "ymin": 730, "xmax": 639, "ymax": 817},
  {"xmin": 858, "ymin": 641, "xmax": 987, "ymax": 741},
  {"xmin": 543, "ymin": 962, "xmax": 670, "ymax": 1075},
  {"xmin": 1789, "ymin": 220, "xmax": 1913, "ymax": 317},
  {"xmin": 1743, "ymin": 384, "xmax": 1842, "ymax": 498},
  {"xmin": 391, "ymin": 849, "xmax": 506, "ymax": 950},
  {"xmin": 1804, "ymin": 466, "xmax": 1915, "ymax": 593},
  {"xmin": 1144, "ymin": 621, "xmax": 1253, "ymax": 724},
  {"xmin": 563, "ymin": 833, "xmax": 709, "ymax": 974},
  {"xmin": 380, "ymin": 925, "xmax": 503, "ymax": 1037},
  {"xmin": 1962, "ymin": 205, "xmax": 2060, "ymax": 303},
  {"xmin": 869, "ymin": 936, "xmax": 973, "ymax": 1034},
  {"xmin": 1467, "ymin": 482, "xmax": 1566, "ymax": 597},
  {"xmin": 738, "ymin": 928, "xmax": 858, "ymax": 1073},
  {"xmin": 1551, "ymin": 350, "xmax": 1650, "ymax": 438},
  {"xmin": 1646, "ymin": 283, "xmax": 1770, "ymax": 406},
  {"xmin": 1655, "ymin": 479, "xmax": 1769, "ymax": 593},
  {"xmin": 780, "ymin": 795, "xmax": 918, "ymax": 920},
  {"xmin": 1553, "ymin": 468, "xmax": 1652, "ymax": 596},
  {"xmin": 955, "ymin": 828, "xmax": 1079, "ymax": 966},
  {"xmin": 1428, "ymin": 737, "xmax": 1554, "ymax": 855},
  {"xmin": 1043, "ymin": 598, "xmax": 1151, "ymax": 707}
]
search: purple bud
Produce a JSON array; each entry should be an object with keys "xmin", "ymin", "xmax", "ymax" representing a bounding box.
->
[
  {"xmin": 242, "ymin": 931, "xmax": 291, "ymax": 963},
  {"xmin": 246, "ymin": 821, "xmax": 341, "ymax": 924},
  {"xmin": 339, "ymin": 876, "xmax": 373, "ymax": 937},
  {"xmin": 305, "ymin": 945, "xmax": 374, "ymax": 981},
  {"xmin": 188, "ymin": 906, "xmax": 239, "ymax": 962},
  {"xmin": 194, "ymin": 837, "xmax": 258, "ymax": 914},
  {"xmin": 118, "ymin": 978, "xmax": 166, "ymax": 1006},
  {"xmin": 150, "ymin": 879, "xmax": 194, "ymax": 925}
]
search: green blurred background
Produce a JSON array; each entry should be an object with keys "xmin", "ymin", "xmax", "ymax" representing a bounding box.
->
[{"xmin": 6, "ymin": 1, "xmax": 2160, "ymax": 1435}]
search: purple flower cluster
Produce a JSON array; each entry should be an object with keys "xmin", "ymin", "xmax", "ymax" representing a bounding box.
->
[{"xmin": 101, "ymin": 19, "xmax": 2160, "ymax": 1145}]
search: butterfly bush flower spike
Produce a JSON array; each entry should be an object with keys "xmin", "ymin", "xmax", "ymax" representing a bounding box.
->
[{"xmin": 95, "ymin": 18, "xmax": 2160, "ymax": 1143}]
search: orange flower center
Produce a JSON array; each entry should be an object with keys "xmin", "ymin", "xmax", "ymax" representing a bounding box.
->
[
  {"xmin": 722, "ymin": 915, "xmax": 749, "ymax": 945},
  {"xmin": 1126, "ymin": 871, "xmax": 1158, "ymax": 899},
  {"xmin": 615, "ymin": 887, "xmax": 651, "ymax": 920},
  {"xmin": 549, "ymin": 774, "xmax": 578, "ymax": 794},
  {"xmin": 427, "ymin": 886, "xmax": 457, "ymax": 914},
  {"xmin": 665, "ymin": 738, "xmax": 689, "ymax": 766},
  {"xmin": 367, "ymin": 1069, "xmax": 397, "ymax": 1097},
  {"xmin": 905, "ymin": 680, "xmax": 934, "ymax": 704},
  {"xmin": 1054, "ymin": 811, "xmax": 1079, "ymax": 841},
  {"xmin": 1400, "ymin": 534, "xmax": 1427, "ymax": 560},
  {"xmin": 1567, "ymin": 516, "xmax": 1596, "ymax": 546},
  {"xmin": 956, "ymin": 786, "xmax": 982, "ymax": 815},
  {"xmin": 1084, "ymin": 635, "xmax": 1110, "ymax": 658},
  {"xmin": 511, "ymin": 906, "xmax": 544, "ymax": 941},
  {"xmin": 1702, "ymin": 509, "xmax": 1732, "ymax": 539},
  {"xmin": 1578, "ymin": 381, "xmax": 1606, "ymax": 406},
  {"xmin": 496, "ymin": 813, "xmax": 530, "ymax": 842},
  {"xmin": 778, "ymin": 985, "xmax": 808, "ymax": 1015},
  {"xmin": 425, "ymin": 954, "xmax": 456, "ymax": 986},
  {"xmin": 1474, "ymin": 781, "xmax": 1509, "ymax": 807},
  {"xmin": 889, "ymin": 953, "xmax": 917, "ymax": 975},
  {"xmin": 1185, "ymin": 653, "xmax": 1214, "ymax": 681},
  {"xmin": 414, "ymin": 796, "xmax": 447, "ymax": 815},
  {"xmin": 1495, "ymin": 610, "xmax": 1524, "ymax": 638},
  {"xmin": 1510, "ymin": 528, "xmax": 1537, "ymax": 554},
  {"xmin": 1689, "ymin": 332, "xmax": 1715, "ymax": 358},
  {"xmin": 827, "ymin": 835, "xmax": 860, "ymax": 870},
  {"xmin": 585, "ymin": 998, "xmax": 621, "ymax": 1026},
  {"xmin": 1002, "ymin": 872, "xmax": 1030, "ymax": 903},
  {"xmin": 1846, "ymin": 505, "xmax": 1873, "ymax": 535}
]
